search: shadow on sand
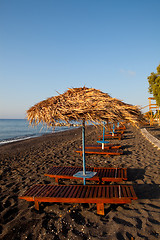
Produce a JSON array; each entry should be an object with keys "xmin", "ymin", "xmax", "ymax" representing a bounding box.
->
[
  {"xmin": 134, "ymin": 184, "xmax": 160, "ymax": 200},
  {"xmin": 127, "ymin": 168, "xmax": 145, "ymax": 181}
]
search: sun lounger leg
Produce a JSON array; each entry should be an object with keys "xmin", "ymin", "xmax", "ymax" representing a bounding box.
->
[
  {"xmin": 96, "ymin": 203, "xmax": 104, "ymax": 215},
  {"xmin": 35, "ymin": 200, "xmax": 39, "ymax": 210},
  {"xmin": 55, "ymin": 177, "xmax": 59, "ymax": 184},
  {"xmin": 98, "ymin": 178, "xmax": 103, "ymax": 184}
]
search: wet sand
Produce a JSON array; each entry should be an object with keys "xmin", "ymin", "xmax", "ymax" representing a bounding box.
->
[{"xmin": 0, "ymin": 124, "xmax": 160, "ymax": 240}]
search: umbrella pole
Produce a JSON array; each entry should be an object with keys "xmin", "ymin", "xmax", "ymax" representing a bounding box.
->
[
  {"xmin": 112, "ymin": 123, "xmax": 115, "ymax": 136},
  {"xmin": 113, "ymin": 124, "xmax": 115, "ymax": 133},
  {"xmin": 103, "ymin": 121, "xmax": 105, "ymax": 142},
  {"xmin": 102, "ymin": 121, "xmax": 105, "ymax": 150},
  {"xmin": 73, "ymin": 120, "xmax": 96, "ymax": 185},
  {"xmin": 82, "ymin": 120, "xmax": 86, "ymax": 185}
]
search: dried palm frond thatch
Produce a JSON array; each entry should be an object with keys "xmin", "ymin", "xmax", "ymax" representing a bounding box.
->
[{"xmin": 27, "ymin": 87, "xmax": 145, "ymax": 127}]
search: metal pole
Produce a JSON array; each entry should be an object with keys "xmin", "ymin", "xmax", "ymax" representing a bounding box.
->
[
  {"xmin": 103, "ymin": 121, "xmax": 105, "ymax": 141},
  {"xmin": 112, "ymin": 123, "xmax": 115, "ymax": 136},
  {"xmin": 113, "ymin": 124, "xmax": 115, "ymax": 133},
  {"xmin": 82, "ymin": 120, "xmax": 86, "ymax": 177}
]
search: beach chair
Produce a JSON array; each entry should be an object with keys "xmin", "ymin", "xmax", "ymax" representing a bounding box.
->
[
  {"xmin": 76, "ymin": 148, "xmax": 123, "ymax": 156},
  {"xmin": 19, "ymin": 184, "xmax": 137, "ymax": 215},
  {"xmin": 116, "ymin": 125, "xmax": 126, "ymax": 131},
  {"xmin": 98, "ymin": 132, "xmax": 123, "ymax": 141},
  {"xmin": 45, "ymin": 166, "xmax": 127, "ymax": 183},
  {"xmin": 83, "ymin": 144, "xmax": 121, "ymax": 149}
]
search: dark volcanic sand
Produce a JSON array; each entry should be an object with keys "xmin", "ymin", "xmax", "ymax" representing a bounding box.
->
[{"xmin": 0, "ymin": 124, "xmax": 160, "ymax": 240}]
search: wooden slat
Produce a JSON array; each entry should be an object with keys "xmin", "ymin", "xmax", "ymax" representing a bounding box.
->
[
  {"xmin": 23, "ymin": 185, "xmax": 39, "ymax": 196},
  {"xmin": 71, "ymin": 185, "xmax": 81, "ymax": 198},
  {"xmin": 101, "ymin": 186, "xmax": 106, "ymax": 198},
  {"xmin": 98, "ymin": 187, "xmax": 102, "ymax": 198},
  {"xmin": 63, "ymin": 186, "xmax": 74, "ymax": 198},
  {"xmin": 35, "ymin": 185, "xmax": 47, "ymax": 197},
  {"xmin": 41, "ymin": 185, "xmax": 53, "ymax": 197},
  {"xmin": 114, "ymin": 186, "xmax": 118, "ymax": 198},
  {"xmin": 111, "ymin": 169, "xmax": 115, "ymax": 178},
  {"xmin": 125, "ymin": 185, "xmax": 132, "ymax": 197},
  {"xmin": 110, "ymin": 186, "xmax": 113, "ymax": 198},
  {"xmin": 128, "ymin": 185, "xmax": 137, "ymax": 199},
  {"xmin": 46, "ymin": 185, "xmax": 59, "ymax": 197},
  {"xmin": 48, "ymin": 185, "xmax": 61, "ymax": 198},
  {"xmin": 51, "ymin": 167, "xmax": 65, "ymax": 175},
  {"xmin": 121, "ymin": 185, "xmax": 127, "ymax": 198},
  {"xmin": 106, "ymin": 186, "xmax": 109, "ymax": 198},
  {"xmin": 68, "ymin": 185, "xmax": 78, "ymax": 198},
  {"xmin": 75, "ymin": 186, "xmax": 84, "ymax": 198},
  {"xmin": 56, "ymin": 185, "xmax": 69, "ymax": 198},
  {"xmin": 93, "ymin": 186, "xmax": 99, "ymax": 198},
  {"xmin": 88, "ymin": 186, "xmax": 95, "ymax": 198},
  {"xmin": 80, "ymin": 186, "xmax": 88, "ymax": 198},
  {"xmin": 85, "ymin": 186, "xmax": 91, "ymax": 198}
]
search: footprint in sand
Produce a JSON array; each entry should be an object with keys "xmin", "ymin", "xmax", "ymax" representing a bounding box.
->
[
  {"xmin": 113, "ymin": 216, "xmax": 134, "ymax": 227},
  {"xmin": 2, "ymin": 207, "xmax": 19, "ymax": 224}
]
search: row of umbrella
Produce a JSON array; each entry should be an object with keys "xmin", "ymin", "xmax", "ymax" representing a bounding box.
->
[{"xmin": 27, "ymin": 87, "xmax": 146, "ymax": 184}]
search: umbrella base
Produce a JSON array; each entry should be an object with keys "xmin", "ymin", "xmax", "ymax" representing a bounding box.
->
[{"xmin": 73, "ymin": 171, "xmax": 97, "ymax": 179}]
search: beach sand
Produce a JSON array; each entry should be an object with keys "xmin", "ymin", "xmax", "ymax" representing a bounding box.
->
[{"xmin": 0, "ymin": 124, "xmax": 160, "ymax": 240}]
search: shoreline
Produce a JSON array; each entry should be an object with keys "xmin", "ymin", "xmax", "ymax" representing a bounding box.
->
[
  {"xmin": 1, "ymin": 124, "xmax": 160, "ymax": 154},
  {"xmin": 0, "ymin": 124, "xmax": 160, "ymax": 239},
  {"xmin": 0, "ymin": 127, "xmax": 74, "ymax": 147},
  {"xmin": 0, "ymin": 122, "xmax": 76, "ymax": 147}
]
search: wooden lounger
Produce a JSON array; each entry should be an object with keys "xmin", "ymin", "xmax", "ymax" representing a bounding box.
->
[
  {"xmin": 109, "ymin": 130, "xmax": 124, "ymax": 134},
  {"xmin": 116, "ymin": 126, "xmax": 126, "ymax": 130},
  {"xmin": 98, "ymin": 133, "xmax": 123, "ymax": 141},
  {"xmin": 76, "ymin": 148, "xmax": 123, "ymax": 156},
  {"xmin": 19, "ymin": 184, "xmax": 137, "ymax": 215},
  {"xmin": 45, "ymin": 166, "xmax": 127, "ymax": 183},
  {"xmin": 80, "ymin": 144, "xmax": 121, "ymax": 149}
]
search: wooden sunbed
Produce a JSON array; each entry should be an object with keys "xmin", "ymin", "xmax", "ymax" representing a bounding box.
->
[
  {"xmin": 19, "ymin": 184, "xmax": 137, "ymax": 215},
  {"xmin": 116, "ymin": 126, "xmax": 126, "ymax": 130},
  {"xmin": 98, "ymin": 133, "xmax": 123, "ymax": 141},
  {"xmin": 81, "ymin": 144, "xmax": 121, "ymax": 149},
  {"xmin": 76, "ymin": 148, "xmax": 123, "ymax": 156},
  {"xmin": 45, "ymin": 166, "xmax": 127, "ymax": 183},
  {"xmin": 109, "ymin": 129, "xmax": 125, "ymax": 134}
]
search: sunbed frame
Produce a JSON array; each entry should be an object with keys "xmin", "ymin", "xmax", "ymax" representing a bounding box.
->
[
  {"xmin": 19, "ymin": 184, "xmax": 137, "ymax": 215},
  {"xmin": 45, "ymin": 166, "xmax": 127, "ymax": 183},
  {"xmin": 81, "ymin": 144, "xmax": 121, "ymax": 149},
  {"xmin": 76, "ymin": 148, "xmax": 123, "ymax": 156},
  {"xmin": 98, "ymin": 133, "xmax": 123, "ymax": 141},
  {"xmin": 116, "ymin": 126, "xmax": 126, "ymax": 130}
]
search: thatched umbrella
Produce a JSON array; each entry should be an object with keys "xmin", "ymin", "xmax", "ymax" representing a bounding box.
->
[{"xmin": 27, "ymin": 87, "xmax": 145, "ymax": 184}]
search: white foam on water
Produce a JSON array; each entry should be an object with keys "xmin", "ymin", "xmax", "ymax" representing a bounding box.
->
[{"xmin": 0, "ymin": 136, "xmax": 35, "ymax": 145}]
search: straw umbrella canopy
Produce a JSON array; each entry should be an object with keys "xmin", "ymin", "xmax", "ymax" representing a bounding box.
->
[
  {"xmin": 27, "ymin": 87, "xmax": 144, "ymax": 127},
  {"xmin": 27, "ymin": 87, "xmax": 145, "ymax": 184}
]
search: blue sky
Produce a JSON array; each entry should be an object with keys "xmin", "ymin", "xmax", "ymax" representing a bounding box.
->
[{"xmin": 0, "ymin": 0, "xmax": 160, "ymax": 118}]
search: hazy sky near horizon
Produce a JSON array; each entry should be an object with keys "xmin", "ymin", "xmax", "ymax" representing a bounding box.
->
[{"xmin": 0, "ymin": 0, "xmax": 160, "ymax": 118}]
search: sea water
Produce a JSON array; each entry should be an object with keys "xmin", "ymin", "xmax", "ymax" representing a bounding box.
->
[{"xmin": 0, "ymin": 119, "xmax": 71, "ymax": 145}]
